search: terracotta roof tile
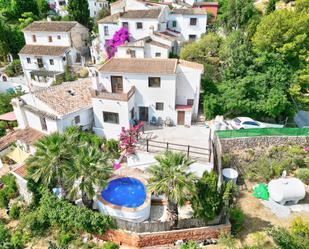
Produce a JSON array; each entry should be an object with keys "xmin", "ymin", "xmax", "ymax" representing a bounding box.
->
[
  {"xmin": 121, "ymin": 9, "xmax": 161, "ymax": 19},
  {"xmin": 0, "ymin": 128, "xmax": 45, "ymax": 151},
  {"xmin": 153, "ymin": 31, "xmax": 179, "ymax": 41},
  {"xmin": 99, "ymin": 58, "xmax": 178, "ymax": 74},
  {"xmin": 12, "ymin": 164, "xmax": 28, "ymax": 178},
  {"xmin": 98, "ymin": 9, "xmax": 161, "ymax": 23},
  {"xmin": 23, "ymin": 21, "xmax": 78, "ymax": 32},
  {"xmin": 0, "ymin": 131, "xmax": 18, "ymax": 151},
  {"xmin": 34, "ymin": 79, "xmax": 92, "ymax": 116},
  {"xmin": 146, "ymin": 39, "xmax": 170, "ymax": 49},
  {"xmin": 19, "ymin": 45, "xmax": 71, "ymax": 56},
  {"xmin": 178, "ymin": 59, "xmax": 204, "ymax": 72},
  {"xmin": 171, "ymin": 8, "xmax": 207, "ymax": 15},
  {"xmin": 16, "ymin": 128, "xmax": 45, "ymax": 145},
  {"xmin": 193, "ymin": 2, "xmax": 219, "ymax": 7},
  {"xmin": 98, "ymin": 13, "xmax": 121, "ymax": 23}
]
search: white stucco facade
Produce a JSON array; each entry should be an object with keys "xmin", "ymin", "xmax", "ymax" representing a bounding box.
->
[
  {"xmin": 167, "ymin": 13, "xmax": 207, "ymax": 41},
  {"xmin": 19, "ymin": 21, "xmax": 89, "ymax": 88},
  {"xmin": 12, "ymin": 80, "xmax": 94, "ymax": 135},
  {"xmin": 110, "ymin": 0, "xmax": 150, "ymax": 15},
  {"xmin": 95, "ymin": 5, "xmax": 206, "ymax": 61},
  {"xmin": 88, "ymin": 0, "xmax": 109, "ymax": 18},
  {"xmin": 48, "ymin": 0, "xmax": 69, "ymax": 17},
  {"xmin": 90, "ymin": 58, "xmax": 203, "ymax": 139}
]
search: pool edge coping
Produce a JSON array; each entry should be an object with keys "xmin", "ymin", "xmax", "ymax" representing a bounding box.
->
[{"xmin": 97, "ymin": 175, "xmax": 151, "ymax": 213}]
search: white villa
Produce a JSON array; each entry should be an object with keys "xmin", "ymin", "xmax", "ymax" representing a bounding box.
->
[
  {"xmin": 11, "ymin": 58, "xmax": 203, "ymax": 139},
  {"xmin": 48, "ymin": 0, "xmax": 69, "ymax": 17},
  {"xmin": 88, "ymin": 0, "xmax": 109, "ymax": 18},
  {"xmin": 19, "ymin": 21, "xmax": 89, "ymax": 89},
  {"xmin": 91, "ymin": 2, "xmax": 207, "ymax": 62}
]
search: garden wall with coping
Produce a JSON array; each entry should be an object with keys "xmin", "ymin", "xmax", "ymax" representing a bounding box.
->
[
  {"xmin": 219, "ymin": 136, "xmax": 309, "ymax": 153},
  {"xmin": 98, "ymin": 222, "xmax": 231, "ymax": 248}
]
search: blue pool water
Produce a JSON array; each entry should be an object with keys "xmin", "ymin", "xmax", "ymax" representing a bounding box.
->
[{"xmin": 101, "ymin": 177, "xmax": 147, "ymax": 208}]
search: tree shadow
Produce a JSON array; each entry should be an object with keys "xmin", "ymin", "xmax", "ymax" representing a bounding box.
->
[{"xmin": 238, "ymin": 214, "xmax": 273, "ymax": 240}]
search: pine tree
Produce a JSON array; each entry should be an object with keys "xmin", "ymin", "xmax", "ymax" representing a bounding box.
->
[{"xmin": 68, "ymin": 0, "xmax": 90, "ymax": 28}]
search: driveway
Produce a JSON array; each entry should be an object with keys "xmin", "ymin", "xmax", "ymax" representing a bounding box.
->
[
  {"xmin": 141, "ymin": 124, "xmax": 210, "ymax": 149},
  {"xmin": 137, "ymin": 125, "xmax": 211, "ymax": 162}
]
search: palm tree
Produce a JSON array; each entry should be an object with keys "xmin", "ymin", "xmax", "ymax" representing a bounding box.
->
[
  {"xmin": 147, "ymin": 151, "xmax": 197, "ymax": 227},
  {"xmin": 67, "ymin": 143, "xmax": 113, "ymax": 208},
  {"xmin": 26, "ymin": 132, "xmax": 72, "ymax": 191}
]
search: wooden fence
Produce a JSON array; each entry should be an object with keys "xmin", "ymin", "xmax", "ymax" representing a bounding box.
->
[{"xmin": 113, "ymin": 214, "xmax": 223, "ymax": 233}]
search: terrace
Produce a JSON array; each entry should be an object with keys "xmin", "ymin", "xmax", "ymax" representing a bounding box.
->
[{"xmin": 91, "ymin": 86, "xmax": 135, "ymax": 102}]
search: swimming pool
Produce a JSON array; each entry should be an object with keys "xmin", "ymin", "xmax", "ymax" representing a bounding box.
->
[
  {"xmin": 96, "ymin": 176, "xmax": 151, "ymax": 222},
  {"xmin": 101, "ymin": 177, "xmax": 146, "ymax": 208}
]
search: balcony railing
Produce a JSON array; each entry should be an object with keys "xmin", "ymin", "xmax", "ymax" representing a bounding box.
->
[{"xmin": 92, "ymin": 86, "xmax": 135, "ymax": 102}]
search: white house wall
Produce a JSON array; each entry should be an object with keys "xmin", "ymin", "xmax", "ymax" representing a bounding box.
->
[
  {"xmin": 20, "ymin": 55, "xmax": 66, "ymax": 74},
  {"xmin": 132, "ymin": 74, "xmax": 177, "ymax": 123},
  {"xmin": 98, "ymin": 23, "xmax": 119, "ymax": 43},
  {"xmin": 144, "ymin": 43, "xmax": 169, "ymax": 58},
  {"xmin": 88, "ymin": 0, "xmax": 109, "ymax": 18},
  {"xmin": 167, "ymin": 14, "xmax": 207, "ymax": 40},
  {"xmin": 125, "ymin": 0, "xmax": 149, "ymax": 11},
  {"xmin": 116, "ymin": 46, "xmax": 145, "ymax": 58},
  {"xmin": 24, "ymin": 31, "xmax": 72, "ymax": 46},
  {"xmin": 119, "ymin": 18, "xmax": 160, "ymax": 40},
  {"xmin": 111, "ymin": 0, "xmax": 149, "ymax": 15},
  {"xmin": 92, "ymin": 97, "xmax": 133, "ymax": 139},
  {"xmin": 57, "ymin": 108, "xmax": 94, "ymax": 132},
  {"xmin": 176, "ymin": 64, "xmax": 202, "ymax": 116},
  {"xmin": 23, "ymin": 109, "xmax": 57, "ymax": 134}
]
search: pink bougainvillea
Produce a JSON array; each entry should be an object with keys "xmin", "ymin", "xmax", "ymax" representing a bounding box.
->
[
  {"xmin": 305, "ymin": 146, "xmax": 309, "ymax": 152},
  {"xmin": 119, "ymin": 122, "xmax": 144, "ymax": 155},
  {"xmin": 113, "ymin": 161, "xmax": 122, "ymax": 170},
  {"xmin": 105, "ymin": 27, "xmax": 130, "ymax": 59}
]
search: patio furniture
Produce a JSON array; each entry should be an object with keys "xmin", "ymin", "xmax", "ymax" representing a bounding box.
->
[
  {"xmin": 150, "ymin": 116, "xmax": 157, "ymax": 126},
  {"xmin": 164, "ymin": 117, "xmax": 173, "ymax": 127}
]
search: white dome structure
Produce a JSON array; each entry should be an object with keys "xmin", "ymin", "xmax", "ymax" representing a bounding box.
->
[{"xmin": 268, "ymin": 177, "xmax": 306, "ymax": 205}]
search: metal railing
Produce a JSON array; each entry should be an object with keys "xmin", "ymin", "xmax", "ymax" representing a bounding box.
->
[
  {"xmin": 92, "ymin": 86, "xmax": 135, "ymax": 102},
  {"xmin": 142, "ymin": 139, "xmax": 211, "ymax": 162}
]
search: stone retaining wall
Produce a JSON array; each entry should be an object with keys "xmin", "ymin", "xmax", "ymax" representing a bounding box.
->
[
  {"xmin": 98, "ymin": 223, "xmax": 231, "ymax": 248},
  {"xmin": 220, "ymin": 136, "xmax": 309, "ymax": 153}
]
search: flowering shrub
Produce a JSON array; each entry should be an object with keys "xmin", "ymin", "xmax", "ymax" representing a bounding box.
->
[
  {"xmin": 119, "ymin": 122, "xmax": 144, "ymax": 155},
  {"xmin": 105, "ymin": 27, "xmax": 130, "ymax": 59}
]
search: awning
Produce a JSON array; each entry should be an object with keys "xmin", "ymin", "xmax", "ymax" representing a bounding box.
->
[
  {"xmin": 0, "ymin": 112, "xmax": 16, "ymax": 121},
  {"xmin": 175, "ymin": 105, "xmax": 192, "ymax": 111},
  {"xmin": 6, "ymin": 147, "xmax": 30, "ymax": 164}
]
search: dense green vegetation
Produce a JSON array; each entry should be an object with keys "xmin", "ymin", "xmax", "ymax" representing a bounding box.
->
[
  {"xmin": 68, "ymin": 0, "xmax": 91, "ymax": 29},
  {"xmin": 0, "ymin": 174, "xmax": 18, "ymax": 208},
  {"xmin": 0, "ymin": 0, "xmax": 47, "ymax": 60},
  {"xmin": 222, "ymin": 145, "xmax": 308, "ymax": 183},
  {"xmin": 148, "ymin": 151, "xmax": 197, "ymax": 227},
  {"xmin": 268, "ymin": 217, "xmax": 309, "ymax": 249},
  {"xmin": 0, "ymin": 0, "xmax": 93, "ymax": 61},
  {"xmin": 26, "ymin": 127, "xmax": 113, "ymax": 207},
  {"xmin": 191, "ymin": 171, "xmax": 235, "ymax": 221},
  {"xmin": 181, "ymin": 0, "xmax": 309, "ymax": 121},
  {"xmin": 148, "ymin": 151, "xmax": 236, "ymax": 228}
]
